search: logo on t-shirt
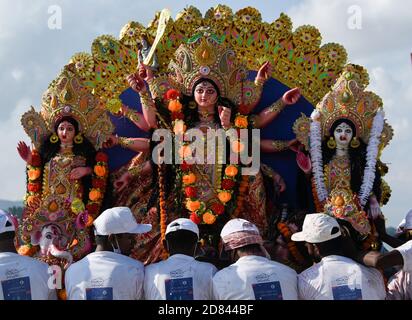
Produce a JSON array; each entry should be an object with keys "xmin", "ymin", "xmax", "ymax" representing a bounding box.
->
[
  {"xmin": 165, "ymin": 277, "xmax": 194, "ymax": 300},
  {"xmin": 252, "ymin": 281, "xmax": 283, "ymax": 300},
  {"xmin": 331, "ymin": 273, "xmax": 362, "ymax": 300},
  {"xmin": 86, "ymin": 287, "xmax": 113, "ymax": 300},
  {"xmin": 1, "ymin": 276, "xmax": 32, "ymax": 300}
]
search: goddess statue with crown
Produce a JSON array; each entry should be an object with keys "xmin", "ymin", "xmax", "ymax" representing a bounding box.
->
[
  {"xmin": 16, "ymin": 64, "xmax": 114, "ymax": 269},
  {"xmin": 293, "ymin": 64, "xmax": 393, "ymax": 251},
  {"xmin": 122, "ymin": 26, "xmax": 301, "ymax": 264}
]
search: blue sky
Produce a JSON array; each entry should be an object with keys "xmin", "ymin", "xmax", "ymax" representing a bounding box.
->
[{"xmin": 0, "ymin": 0, "xmax": 411, "ymax": 229}]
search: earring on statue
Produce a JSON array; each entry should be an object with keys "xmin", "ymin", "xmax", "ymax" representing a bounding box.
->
[
  {"xmin": 188, "ymin": 101, "xmax": 197, "ymax": 109},
  {"xmin": 327, "ymin": 136, "xmax": 336, "ymax": 149},
  {"xmin": 50, "ymin": 133, "xmax": 59, "ymax": 144},
  {"xmin": 74, "ymin": 133, "xmax": 83, "ymax": 144},
  {"xmin": 350, "ymin": 137, "xmax": 360, "ymax": 148}
]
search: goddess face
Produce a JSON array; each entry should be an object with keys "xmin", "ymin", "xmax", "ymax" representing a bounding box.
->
[
  {"xmin": 194, "ymin": 81, "xmax": 218, "ymax": 109},
  {"xmin": 57, "ymin": 121, "xmax": 76, "ymax": 145},
  {"xmin": 333, "ymin": 122, "xmax": 353, "ymax": 148}
]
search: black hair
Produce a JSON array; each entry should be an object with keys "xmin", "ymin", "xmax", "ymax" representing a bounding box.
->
[
  {"xmin": 0, "ymin": 231, "xmax": 15, "ymax": 241},
  {"xmin": 235, "ymin": 243, "xmax": 263, "ymax": 255},
  {"xmin": 95, "ymin": 234, "xmax": 109, "ymax": 247},
  {"xmin": 165, "ymin": 230, "xmax": 198, "ymax": 253},
  {"xmin": 39, "ymin": 116, "xmax": 97, "ymax": 204},
  {"xmin": 315, "ymin": 230, "xmax": 343, "ymax": 256},
  {"xmin": 322, "ymin": 118, "xmax": 382, "ymax": 204}
]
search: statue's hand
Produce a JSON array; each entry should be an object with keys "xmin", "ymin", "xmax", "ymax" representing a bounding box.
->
[
  {"xmin": 273, "ymin": 172, "xmax": 286, "ymax": 193},
  {"xmin": 102, "ymin": 135, "xmax": 119, "ymax": 149},
  {"xmin": 218, "ymin": 106, "xmax": 231, "ymax": 129},
  {"xmin": 114, "ymin": 171, "xmax": 132, "ymax": 192},
  {"xmin": 368, "ymin": 195, "xmax": 381, "ymax": 220},
  {"xmin": 138, "ymin": 63, "xmax": 154, "ymax": 82},
  {"xmin": 282, "ymin": 87, "xmax": 301, "ymax": 105},
  {"xmin": 256, "ymin": 61, "xmax": 272, "ymax": 83},
  {"xmin": 17, "ymin": 141, "xmax": 32, "ymax": 164},
  {"xmin": 126, "ymin": 73, "xmax": 146, "ymax": 93},
  {"xmin": 70, "ymin": 167, "xmax": 91, "ymax": 180}
]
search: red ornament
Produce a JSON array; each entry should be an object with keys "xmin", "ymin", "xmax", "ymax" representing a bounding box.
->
[
  {"xmin": 31, "ymin": 153, "xmax": 42, "ymax": 167},
  {"xmin": 221, "ymin": 179, "xmax": 235, "ymax": 190},
  {"xmin": 185, "ymin": 186, "xmax": 197, "ymax": 198},
  {"xmin": 171, "ymin": 112, "xmax": 185, "ymax": 121},
  {"xmin": 165, "ymin": 89, "xmax": 181, "ymax": 101},
  {"xmin": 211, "ymin": 203, "xmax": 225, "ymax": 215},
  {"xmin": 95, "ymin": 152, "xmax": 108, "ymax": 163},
  {"xmin": 92, "ymin": 178, "xmax": 106, "ymax": 189},
  {"xmin": 190, "ymin": 212, "xmax": 202, "ymax": 224},
  {"xmin": 238, "ymin": 104, "xmax": 249, "ymax": 115},
  {"xmin": 181, "ymin": 161, "xmax": 192, "ymax": 171},
  {"xmin": 28, "ymin": 183, "xmax": 41, "ymax": 193},
  {"xmin": 86, "ymin": 203, "xmax": 99, "ymax": 216}
]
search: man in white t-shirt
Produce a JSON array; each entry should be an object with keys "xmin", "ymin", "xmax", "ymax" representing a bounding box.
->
[
  {"xmin": 144, "ymin": 218, "xmax": 217, "ymax": 300},
  {"xmin": 212, "ymin": 218, "xmax": 298, "ymax": 300},
  {"xmin": 0, "ymin": 209, "xmax": 56, "ymax": 300},
  {"xmin": 361, "ymin": 211, "xmax": 412, "ymax": 300},
  {"xmin": 292, "ymin": 213, "xmax": 386, "ymax": 300},
  {"xmin": 65, "ymin": 207, "xmax": 152, "ymax": 300}
]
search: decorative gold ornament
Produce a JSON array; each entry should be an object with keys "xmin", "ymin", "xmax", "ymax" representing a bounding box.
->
[
  {"xmin": 74, "ymin": 133, "xmax": 84, "ymax": 144},
  {"xmin": 21, "ymin": 64, "xmax": 114, "ymax": 150},
  {"xmin": 327, "ymin": 136, "xmax": 336, "ymax": 149},
  {"xmin": 50, "ymin": 133, "xmax": 59, "ymax": 144},
  {"xmin": 350, "ymin": 136, "xmax": 360, "ymax": 148}
]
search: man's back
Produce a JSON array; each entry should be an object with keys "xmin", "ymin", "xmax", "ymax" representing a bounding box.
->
[
  {"xmin": 65, "ymin": 251, "xmax": 144, "ymax": 300},
  {"xmin": 144, "ymin": 254, "xmax": 217, "ymax": 300},
  {"xmin": 0, "ymin": 252, "xmax": 56, "ymax": 300},
  {"xmin": 213, "ymin": 255, "xmax": 298, "ymax": 300},
  {"xmin": 298, "ymin": 255, "xmax": 386, "ymax": 300}
]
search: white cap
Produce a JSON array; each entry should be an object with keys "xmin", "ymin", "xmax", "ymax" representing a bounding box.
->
[
  {"xmin": 396, "ymin": 209, "xmax": 412, "ymax": 234},
  {"xmin": 165, "ymin": 218, "xmax": 199, "ymax": 238},
  {"xmin": 0, "ymin": 210, "xmax": 16, "ymax": 234},
  {"xmin": 220, "ymin": 218, "xmax": 260, "ymax": 238},
  {"xmin": 291, "ymin": 213, "xmax": 341, "ymax": 244},
  {"xmin": 93, "ymin": 207, "xmax": 152, "ymax": 236}
]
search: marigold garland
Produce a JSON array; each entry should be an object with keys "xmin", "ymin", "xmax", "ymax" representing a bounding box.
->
[{"xmin": 277, "ymin": 222, "xmax": 305, "ymax": 265}]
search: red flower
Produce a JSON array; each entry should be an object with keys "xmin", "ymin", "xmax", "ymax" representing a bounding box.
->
[
  {"xmin": 165, "ymin": 89, "xmax": 181, "ymax": 101},
  {"xmin": 185, "ymin": 186, "xmax": 197, "ymax": 198},
  {"xmin": 28, "ymin": 182, "xmax": 41, "ymax": 193},
  {"xmin": 238, "ymin": 104, "xmax": 249, "ymax": 115},
  {"xmin": 92, "ymin": 178, "xmax": 106, "ymax": 189},
  {"xmin": 95, "ymin": 152, "xmax": 108, "ymax": 163},
  {"xmin": 31, "ymin": 153, "xmax": 42, "ymax": 166},
  {"xmin": 171, "ymin": 112, "xmax": 185, "ymax": 121},
  {"xmin": 190, "ymin": 212, "xmax": 202, "ymax": 224},
  {"xmin": 86, "ymin": 203, "xmax": 99, "ymax": 216},
  {"xmin": 221, "ymin": 179, "xmax": 235, "ymax": 190},
  {"xmin": 181, "ymin": 161, "xmax": 192, "ymax": 171},
  {"xmin": 211, "ymin": 203, "xmax": 225, "ymax": 215}
]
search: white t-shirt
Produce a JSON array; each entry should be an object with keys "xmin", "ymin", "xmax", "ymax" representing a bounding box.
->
[
  {"xmin": 0, "ymin": 252, "xmax": 57, "ymax": 300},
  {"xmin": 213, "ymin": 255, "xmax": 298, "ymax": 300},
  {"xmin": 386, "ymin": 270, "xmax": 411, "ymax": 300},
  {"xmin": 298, "ymin": 255, "xmax": 386, "ymax": 300},
  {"xmin": 396, "ymin": 240, "xmax": 412, "ymax": 272},
  {"xmin": 65, "ymin": 251, "xmax": 144, "ymax": 300},
  {"xmin": 144, "ymin": 254, "xmax": 217, "ymax": 300}
]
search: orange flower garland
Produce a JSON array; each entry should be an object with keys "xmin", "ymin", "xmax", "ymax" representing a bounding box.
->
[
  {"xmin": 163, "ymin": 89, "xmax": 248, "ymax": 225},
  {"xmin": 24, "ymin": 150, "xmax": 42, "ymax": 208},
  {"xmin": 277, "ymin": 222, "xmax": 305, "ymax": 265},
  {"xmin": 86, "ymin": 152, "xmax": 109, "ymax": 219}
]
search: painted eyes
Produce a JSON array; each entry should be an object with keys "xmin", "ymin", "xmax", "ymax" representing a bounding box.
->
[
  {"xmin": 196, "ymin": 88, "xmax": 216, "ymax": 95},
  {"xmin": 58, "ymin": 126, "xmax": 74, "ymax": 132}
]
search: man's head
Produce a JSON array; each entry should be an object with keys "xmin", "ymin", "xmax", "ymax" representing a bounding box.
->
[
  {"xmin": 0, "ymin": 210, "xmax": 17, "ymax": 252},
  {"xmin": 220, "ymin": 218, "xmax": 266, "ymax": 263},
  {"xmin": 163, "ymin": 218, "xmax": 199, "ymax": 257},
  {"xmin": 291, "ymin": 213, "xmax": 342, "ymax": 259},
  {"xmin": 396, "ymin": 209, "xmax": 412, "ymax": 240},
  {"xmin": 93, "ymin": 207, "xmax": 152, "ymax": 256}
]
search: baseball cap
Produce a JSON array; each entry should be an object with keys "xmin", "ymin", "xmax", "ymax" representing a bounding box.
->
[
  {"xmin": 0, "ymin": 210, "xmax": 16, "ymax": 234},
  {"xmin": 93, "ymin": 207, "xmax": 152, "ymax": 236},
  {"xmin": 165, "ymin": 218, "xmax": 199, "ymax": 238},
  {"xmin": 396, "ymin": 209, "xmax": 412, "ymax": 234},
  {"xmin": 291, "ymin": 213, "xmax": 341, "ymax": 244},
  {"xmin": 220, "ymin": 218, "xmax": 260, "ymax": 238}
]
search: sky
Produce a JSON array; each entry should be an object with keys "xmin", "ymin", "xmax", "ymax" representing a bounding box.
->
[{"xmin": 0, "ymin": 0, "xmax": 411, "ymax": 228}]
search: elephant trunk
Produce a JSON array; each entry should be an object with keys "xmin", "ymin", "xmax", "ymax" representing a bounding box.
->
[{"xmin": 48, "ymin": 244, "xmax": 73, "ymax": 269}]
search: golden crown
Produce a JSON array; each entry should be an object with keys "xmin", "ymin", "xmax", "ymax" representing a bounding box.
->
[
  {"xmin": 294, "ymin": 64, "xmax": 393, "ymax": 149},
  {"xmin": 21, "ymin": 64, "xmax": 114, "ymax": 150},
  {"xmin": 168, "ymin": 28, "xmax": 247, "ymax": 102}
]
